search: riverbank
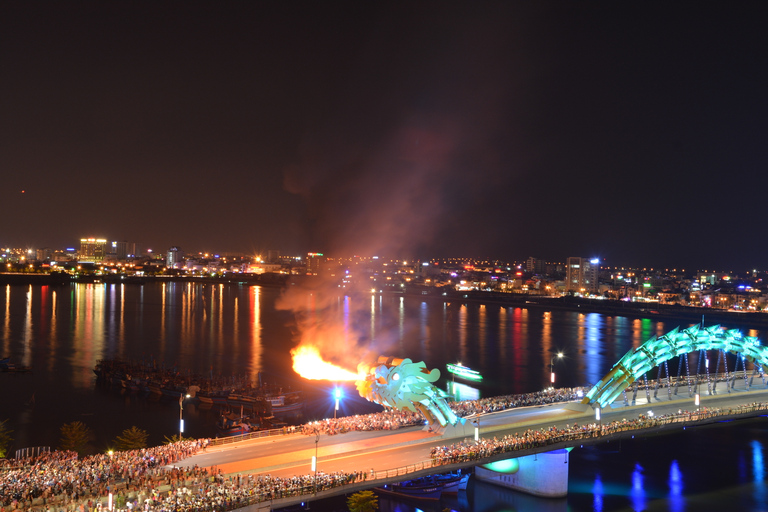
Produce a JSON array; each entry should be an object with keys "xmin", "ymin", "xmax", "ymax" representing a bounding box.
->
[{"xmin": 401, "ymin": 286, "xmax": 768, "ymax": 329}]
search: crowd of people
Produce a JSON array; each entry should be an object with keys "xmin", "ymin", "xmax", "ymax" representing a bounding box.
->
[
  {"xmin": 0, "ymin": 440, "xmax": 209, "ymax": 511},
  {"xmin": 298, "ymin": 386, "xmax": 588, "ymax": 436},
  {"xmin": 3, "ymin": 392, "xmax": 767, "ymax": 512},
  {"xmin": 299, "ymin": 408, "xmax": 425, "ymax": 435},
  {"xmin": 429, "ymin": 401, "xmax": 768, "ymax": 466},
  {"xmin": 0, "ymin": 444, "xmax": 366, "ymax": 512},
  {"xmin": 109, "ymin": 470, "xmax": 366, "ymax": 512}
]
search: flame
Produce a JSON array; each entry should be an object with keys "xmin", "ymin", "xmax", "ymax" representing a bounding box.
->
[{"xmin": 291, "ymin": 345, "xmax": 360, "ymax": 381}]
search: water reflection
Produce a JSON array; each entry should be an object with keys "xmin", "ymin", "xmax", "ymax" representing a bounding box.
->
[
  {"xmin": 582, "ymin": 313, "xmax": 604, "ymax": 385},
  {"xmin": 249, "ymin": 286, "xmax": 262, "ymax": 379},
  {"xmin": 446, "ymin": 380, "xmax": 480, "ymax": 401},
  {"xmin": 592, "ymin": 474, "xmax": 604, "ymax": 512},
  {"xmin": 668, "ymin": 460, "xmax": 683, "ymax": 512}
]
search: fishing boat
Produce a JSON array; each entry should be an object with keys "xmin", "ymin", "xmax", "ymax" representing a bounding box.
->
[
  {"xmin": 0, "ymin": 358, "xmax": 32, "ymax": 373},
  {"xmin": 375, "ymin": 470, "xmax": 469, "ymax": 501},
  {"xmin": 268, "ymin": 391, "xmax": 304, "ymax": 415},
  {"xmin": 217, "ymin": 411, "xmax": 253, "ymax": 436},
  {"xmin": 446, "ymin": 363, "xmax": 483, "ymax": 382},
  {"xmin": 197, "ymin": 390, "xmax": 230, "ymax": 405}
]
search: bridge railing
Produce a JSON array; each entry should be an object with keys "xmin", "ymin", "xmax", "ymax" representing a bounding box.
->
[
  {"xmin": 207, "ymin": 426, "xmax": 297, "ymax": 446},
  {"xmin": 372, "ymin": 459, "xmax": 436, "ymax": 480}
]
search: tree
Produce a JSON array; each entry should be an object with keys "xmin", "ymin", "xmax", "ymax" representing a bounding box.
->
[
  {"xmin": 0, "ymin": 419, "xmax": 13, "ymax": 458},
  {"xmin": 59, "ymin": 421, "xmax": 94, "ymax": 455},
  {"xmin": 347, "ymin": 490, "xmax": 378, "ymax": 512},
  {"xmin": 162, "ymin": 434, "xmax": 192, "ymax": 445},
  {"xmin": 112, "ymin": 426, "xmax": 149, "ymax": 451}
]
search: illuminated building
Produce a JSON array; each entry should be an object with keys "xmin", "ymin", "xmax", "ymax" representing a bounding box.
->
[
  {"xmin": 566, "ymin": 256, "xmax": 598, "ymax": 293},
  {"xmin": 167, "ymin": 246, "xmax": 183, "ymax": 268},
  {"xmin": 78, "ymin": 238, "xmax": 107, "ymax": 263},
  {"xmin": 306, "ymin": 252, "xmax": 324, "ymax": 275}
]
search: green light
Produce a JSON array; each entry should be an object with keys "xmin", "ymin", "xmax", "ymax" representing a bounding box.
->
[
  {"xmin": 482, "ymin": 458, "xmax": 519, "ymax": 474},
  {"xmin": 446, "ymin": 363, "xmax": 483, "ymax": 381},
  {"xmin": 584, "ymin": 325, "xmax": 766, "ymax": 408}
]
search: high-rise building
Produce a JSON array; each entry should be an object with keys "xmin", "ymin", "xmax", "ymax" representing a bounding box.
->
[
  {"xmin": 167, "ymin": 246, "xmax": 183, "ymax": 268},
  {"xmin": 307, "ymin": 252, "xmax": 324, "ymax": 275},
  {"xmin": 565, "ymin": 256, "xmax": 599, "ymax": 293},
  {"xmin": 112, "ymin": 241, "xmax": 130, "ymax": 260},
  {"xmin": 526, "ymin": 256, "xmax": 543, "ymax": 274},
  {"xmin": 79, "ymin": 238, "xmax": 107, "ymax": 263}
]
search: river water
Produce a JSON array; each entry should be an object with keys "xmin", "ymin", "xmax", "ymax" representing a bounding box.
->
[{"xmin": 1, "ymin": 282, "xmax": 767, "ymax": 511}]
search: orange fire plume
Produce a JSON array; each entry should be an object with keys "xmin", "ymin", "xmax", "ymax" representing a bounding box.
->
[{"xmin": 291, "ymin": 345, "xmax": 360, "ymax": 381}]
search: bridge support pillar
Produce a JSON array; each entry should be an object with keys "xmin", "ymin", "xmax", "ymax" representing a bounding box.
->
[{"xmin": 475, "ymin": 449, "xmax": 571, "ymax": 498}]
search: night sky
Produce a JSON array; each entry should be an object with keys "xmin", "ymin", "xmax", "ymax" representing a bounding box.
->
[{"xmin": 2, "ymin": 1, "xmax": 767, "ymax": 271}]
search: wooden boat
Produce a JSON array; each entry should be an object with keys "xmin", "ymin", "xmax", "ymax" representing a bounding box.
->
[
  {"xmin": 375, "ymin": 470, "xmax": 469, "ymax": 500},
  {"xmin": 197, "ymin": 391, "xmax": 230, "ymax": 405},
  {"xmin": 217, "ymin": 411, "xmax": 253, "ymax": 436},
  {"xmin": 0, "ymin": 358, "xmax": 32, "ymax": 373},
  {"xmin": 268, "ymin": 391, "xmax": 304, "ymax": 414}
]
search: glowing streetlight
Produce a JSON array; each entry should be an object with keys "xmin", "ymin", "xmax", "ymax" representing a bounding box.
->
[
  {"xmin": 179, "ymin": 393, "xmax": 190, "ymax": 439},
  {"xmin": 333, "ymin": 387, "xmax": 342, "ymax": 419},
  {"xmin": 550, "ymin": 352, "xmax": 564, "ymax": 384},
  {"xmin": 313, "ymin": 430, "xmax": 319, "ymax": 495}
]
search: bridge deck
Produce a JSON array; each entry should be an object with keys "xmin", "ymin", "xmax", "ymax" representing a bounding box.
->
[{"xmin": 175, "ymin": 378, "xmax": 768, "ymax": 509}]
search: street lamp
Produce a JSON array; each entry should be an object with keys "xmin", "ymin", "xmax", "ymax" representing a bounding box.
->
[
  {"xmin": 333, "ymin": 387, "xmax": 342, "ymax": 419},
  {"xmin": 179, "ymin": 393, "xmax": 190, "ymax": 439},
  {"xmin": 313, "ymin": 429, "xmax": 319, "ymax": 495},
  {"xmin": 108, "ymin": 450, "xmax": 114, "ymax": 510},
  {"xmin": 550, "ymin": 352, "xmax": 564, "ymax": 384}
]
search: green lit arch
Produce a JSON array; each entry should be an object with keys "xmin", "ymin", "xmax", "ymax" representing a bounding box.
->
[{"xmin": 582, "ymin": 324, "xmax": 767, "ymax": 408}]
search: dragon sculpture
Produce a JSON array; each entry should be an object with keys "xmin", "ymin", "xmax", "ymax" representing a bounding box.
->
[{"xmin": 356, "ymin": 356, "xmax": 461, "ymax": 429}]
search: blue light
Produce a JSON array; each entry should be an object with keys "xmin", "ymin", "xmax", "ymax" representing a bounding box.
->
[
  {"xmin": 593, "ymin": 474, "xmax": 604, "ymax": 512},
  {"xmin": 668, "ymin": 460, "xmax": 683, "ymax": 512},
  {"xmin": 334, "ymin": 388, "xmax": 342, "ymax": 400},
  {"xmin": 631, "ymin": 463, "xmax": 646, "ymax": 511},
  {"xmin": 753, "ymin": 440, "xmax": 765, "ymax": 482}
]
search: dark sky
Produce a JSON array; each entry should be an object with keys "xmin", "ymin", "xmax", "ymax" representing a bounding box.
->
[{"xmin": 2, "ymin": 1, "xmax": 767, "ymax": 271}]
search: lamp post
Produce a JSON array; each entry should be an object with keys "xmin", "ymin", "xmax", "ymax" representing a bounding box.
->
[
  {"xmin": 179, "ymin": 393, "xmax": 190, "ymax": 439},
  {"xmin": 108, "ymin": 450, "xmax": 114, "ymax": 510},
  {"xmin": 313, "ymin": 430, "xmax": 319, "ymax": 495},
  {"xmin": 550, "ymin": 352, "xmax": 564, "ymax": 385},
  {"xmin": 333, "ymin": 387, "xmax": 342, "ymax": 419},
  {"xmin": 595, "ymin": 406, "xmax": 602, "ymax": 435}
]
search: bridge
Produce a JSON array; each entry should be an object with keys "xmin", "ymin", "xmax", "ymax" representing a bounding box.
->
[{"xmin": 171, "ymin": 325, "xmax": 768, "ymax": 509}]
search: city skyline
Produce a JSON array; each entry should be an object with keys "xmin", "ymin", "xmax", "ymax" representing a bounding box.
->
[{"xmin": 2, "ymin": 2, "xmax": 768, "ymax": 271}]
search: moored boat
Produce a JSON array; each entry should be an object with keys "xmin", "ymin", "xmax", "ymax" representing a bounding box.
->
[
  {"xmin": 268, "ymin": 391, "xmax": 304, "ymax": 415},
  {"xmin": 0, "ymin": 358, "xmax": 32, "ymax": 373},
  {"xmin": 217, "ymin": 411, "xmax": 253, "ymax": 436},
  {"xmin": 375, "ymin": 470, "xmax": 469, "ymax": 501}
]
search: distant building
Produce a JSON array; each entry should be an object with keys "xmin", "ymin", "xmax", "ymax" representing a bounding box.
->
[
  {"xmin": 565, "ymin": 257, "xmax": 599, "ymax": 293},
  {"xmin": 526, "ymin": 256, "xmax": 543, "ymax": 274},
  {"xmin": 112, "ymin": 241, "xmax": 131, "ymax": 260},
  {"xmin": 79, "ymin": 238, "xmax": 107, "ymax": 263},
  {"xmin": 167, "ymin": 246, "xmax": 183, "ymax": 268},
  {"xmin": 36, "ymin": 247, "xmax": 52, "ymax": 262},
  {"xmin": 307, "ymin": 252, "xmax": 324, "ymax": 275}
]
